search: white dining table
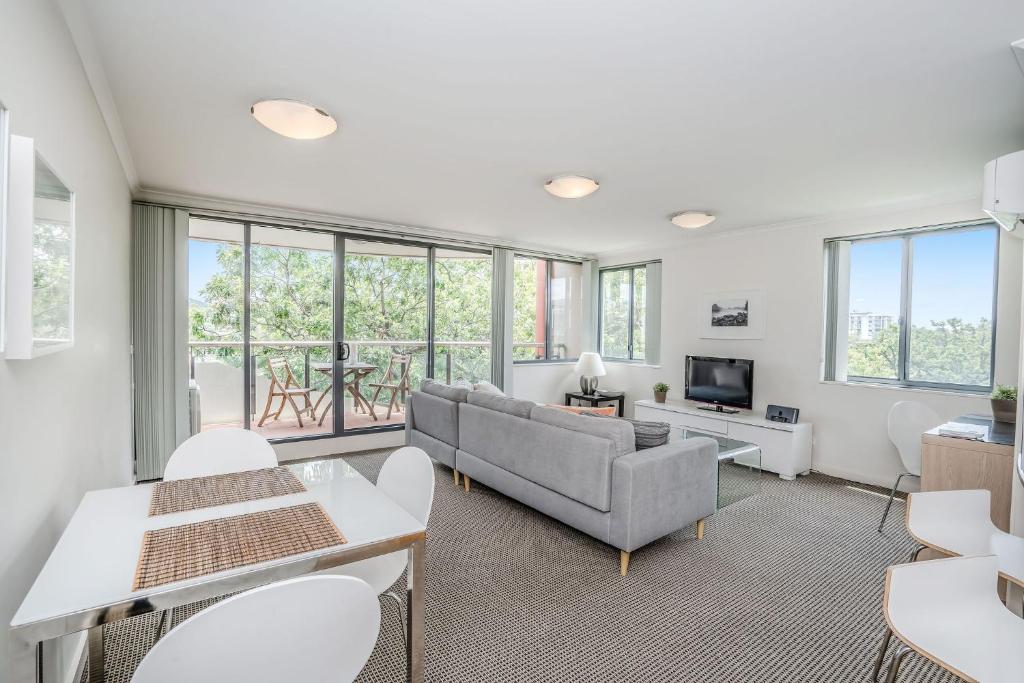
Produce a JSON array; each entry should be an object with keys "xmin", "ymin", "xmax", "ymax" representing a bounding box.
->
[{"xmin": 9, "ymin": 459, "xmax": 426, "ymax": 683}]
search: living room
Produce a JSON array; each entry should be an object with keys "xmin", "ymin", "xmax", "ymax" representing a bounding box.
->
[{"xmin": 3, "ymin": 2, "xmax": 1024, "ymax": 682}]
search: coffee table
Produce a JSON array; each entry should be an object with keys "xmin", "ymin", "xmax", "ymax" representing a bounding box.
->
[{"xmin": 672, "ymin": 427, "xmax": 762, "ymax": 508}]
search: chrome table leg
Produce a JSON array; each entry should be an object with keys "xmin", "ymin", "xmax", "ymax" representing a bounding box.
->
[
  {"xmin": 407, "ymin": 537, "xmax": 425, "ymax": 683},
  {"xmin": 883, "ymin": 644, "xmax": 912, "ymax": 683},
  {"xmin": 869, "ymin": 627, "xmax": 892, "ymax": 681},
  {"xmin": 87, "ymin": 625, "xmax": 104, "ymax": 683}
]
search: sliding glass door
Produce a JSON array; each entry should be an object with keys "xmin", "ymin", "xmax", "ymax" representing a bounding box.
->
[{"xmin": 187, "ymin": 217, "xmax": 494, "ymax": 442}]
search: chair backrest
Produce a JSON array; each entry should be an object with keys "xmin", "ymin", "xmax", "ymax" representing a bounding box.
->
[
  {"xmin": 382, "ymin": 353, "xmax": 412, "ymax": 386},
  {"xmin": 887, "ymin": 401, "xmax": 941, "ymax": 476},
  {"xmin": 377, "ymin": 446, "xmax": 435, "ymax": 526},
  {"xmin": 163, "ymin": 428, "xmax": 278, "ymax": 480},
  {"xmin": 267, "ymin": 357, "xmax": 294, "ymax": 389},
  {"xmin": 130, "ymin": 576, "xmax": 380, "ymax": 683}
]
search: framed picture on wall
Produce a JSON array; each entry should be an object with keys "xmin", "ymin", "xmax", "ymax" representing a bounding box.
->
[{"xmin": 698, "ymin": 289, "xmax": 766, "ymax": 339}]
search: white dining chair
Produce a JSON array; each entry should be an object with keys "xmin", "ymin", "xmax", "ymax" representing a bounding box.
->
[
  {"xmin": 163, "ymin": 428, "xmax": 278, "ymax": 481},
  {"xmin": 869, "ymin": 555, "xmax": 1024, "ymax": 682},
  {"xmin": 131, "ymin": 575, "xmax": 381, "ymax": 683},
  {"xmin": 324, "ymin": 446, "xmax": 434, "ymax": 654},
  {"xmin": 877, "ymin": 400, "xmax": 940, "ymax": 532},
  {"xmin": 905, "ymin": 489, "xmax": 1024, "ymax": 588}
]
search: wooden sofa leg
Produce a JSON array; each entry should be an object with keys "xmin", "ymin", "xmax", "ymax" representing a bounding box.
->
[
  {"xmin": 453, "ymin": 469, "xmax": 460, "ymax": 486},
  {"xmin": 464, "ymin": 475, "xmax": 471, "ymax": 492},
  {"xmin": 696, "ymin": 518, "xmax": 706, "ymax": 540},
  {"xmin": 620, "ymin": 550, "xmax": 630, "ymax": 576}
]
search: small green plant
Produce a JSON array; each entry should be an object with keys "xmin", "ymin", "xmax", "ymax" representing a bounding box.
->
[
  {"xmin": 992, "ymin": 385, "xmax": 1018, "ymax": 401},
  {"xmin": 653, "ymin": 382, "xmax": 670, "ymax": 393}
]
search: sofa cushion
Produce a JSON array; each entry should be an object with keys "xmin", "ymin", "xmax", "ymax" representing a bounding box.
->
[
  {"xmin": 408, "ymin": 390, "xmax": 459, "ymax": 447},
  {"xmin": 473, "ymin": 380, "xmax": 505, "ymax": 396},
  {"xmin": 420, "ymin": 378, "xmax": 469, "ymax": 403},
  {"xmin": 466, "ymin": 390, "xmax": 535, "ymax": 419},
  {"xmin": 530, "ymin": 406, "xmax": 635, "ymax": 459},
  {"xmin": 583, "ymin": 412, "xmax": 671, "ymax": 450}
]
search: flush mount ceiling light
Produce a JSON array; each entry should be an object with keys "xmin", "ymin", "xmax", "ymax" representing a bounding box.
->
[
  {"xmin": 250, "ymin": 99, "xmax": 338, "ymax": 140},
  {"xmin": 670, "ymin": 211, "xmax": 716, "ymax": 229},
  {"xmin": 544, "ymin": 175, "xmax": 600, "ymax": 199}
]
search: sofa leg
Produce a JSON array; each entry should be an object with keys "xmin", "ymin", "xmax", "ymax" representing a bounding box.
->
[
  {"xmin": 453, "ymin": 469, "xmax": 460, "ymax": 486},
  {"xmin": 696, "ymin": 518, "xmax": 706, "ymax": 540},
  {"xmin": 464, "ymin": 475, "xmax": 471, "ymax": 492},
  {"xmin": 620, "ymin": 550, "xmax": 630, "ymax": 576}
]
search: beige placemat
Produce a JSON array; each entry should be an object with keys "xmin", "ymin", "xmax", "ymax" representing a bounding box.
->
[
  {"xmin": 133, "ymin": 502, "xmax": 346, "ymax": 591},
  {"xmin": 149, "ymin": 466, "xmax": 306, "ymax": 516}
]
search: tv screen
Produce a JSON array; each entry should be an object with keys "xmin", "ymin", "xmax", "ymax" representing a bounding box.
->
[{"xmin": 685, "ymin": 356, "xmax": 754, "ymax": 410}]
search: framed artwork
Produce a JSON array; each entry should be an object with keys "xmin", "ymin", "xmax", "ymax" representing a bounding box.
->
[{"xmin": 698, "ymin": 289, "xmax": 766, "ymax": 339}]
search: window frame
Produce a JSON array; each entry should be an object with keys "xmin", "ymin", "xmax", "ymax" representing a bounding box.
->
[
  {"xmin": 826, "ymin": 221, "xmax": 999, "ymax": 393},
  {"xmin": 512, "ymin": 255, "xmax": 583, "ymax": 364},
  {"xmin": 598, "ymin": 263, "xmax": 647, "ymax": 362}
]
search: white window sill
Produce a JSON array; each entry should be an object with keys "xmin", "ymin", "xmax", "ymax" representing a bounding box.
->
[
  {"xmin": 820, "ymin": 380, "xmax": 990, "ymax": 399},
  {"xmin": 603, "ymin": 360, "xmax": 662, "ymax": 369}
]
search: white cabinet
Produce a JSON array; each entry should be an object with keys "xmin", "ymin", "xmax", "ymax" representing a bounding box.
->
[{"xmin": 635, "ymin": 399, "xmax": 812, "ymax": 480}]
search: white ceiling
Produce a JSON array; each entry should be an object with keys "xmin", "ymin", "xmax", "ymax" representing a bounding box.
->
[{"xmin": 81, "ymin": 0, "xmax": 1024, "ymax": 253}]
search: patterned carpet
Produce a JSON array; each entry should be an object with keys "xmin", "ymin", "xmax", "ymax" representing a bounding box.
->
[{"xmin": 83, "ymin": 449, "xmax": 958, "ymax": 682}]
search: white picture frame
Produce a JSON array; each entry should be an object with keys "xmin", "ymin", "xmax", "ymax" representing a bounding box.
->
[
  {"xmin": 698, "ymin": 289, "xmax": 766, "ymax": 339},
  {"xmin": 6, "ymin": 135, "xmax": 75, "ymax": 359}
]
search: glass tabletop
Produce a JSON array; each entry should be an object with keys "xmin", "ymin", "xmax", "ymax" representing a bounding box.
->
[{"xmin": 673, "ymin": 427, "xmax": 762, "ymax": 508}]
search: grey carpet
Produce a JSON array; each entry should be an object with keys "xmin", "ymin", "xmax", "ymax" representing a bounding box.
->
[{"xmin": 83, "ymin": 449, "xmax": 958, "ymax": 682}]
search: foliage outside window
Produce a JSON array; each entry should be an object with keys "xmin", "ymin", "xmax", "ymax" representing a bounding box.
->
[
  {"xmin": 824, "ymin": 223, "xmax": 998, "ymax": 391},
  {"xmin": 512, "ymin": 256, "xmax": 583, "ymax": 362},
  {"xmin": 599, "ymin": 264, "xmax": 648, "ymax": 361}
]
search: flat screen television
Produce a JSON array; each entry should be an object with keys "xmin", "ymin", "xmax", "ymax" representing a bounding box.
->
[{"xmin": 685, "ymin": 356, "xmax": 754, "ymax": 411}]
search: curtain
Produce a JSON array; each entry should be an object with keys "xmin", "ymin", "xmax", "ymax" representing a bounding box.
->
[
  {"xmin": 491, "ymin": 247, "xmax": 514, "ymax": 391},
  {"xmin": 644, "ymin": 261, "xmax": 662, "ymax": 365},
  {"xmin": 822, "ymin": 240, "xmax": 842, "ymax": 382},
  {"xmin": 132, "ymin": 204, "xmax": 189, "ymax": 480}
]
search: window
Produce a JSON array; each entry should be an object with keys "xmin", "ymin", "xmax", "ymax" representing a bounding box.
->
[
  {"xmin": 823, "ymin": 222, "xmax": 998, "ymax": 391},
  {"xmin": 513, "ymin": 256, "xmax": 582, "ymax": 361},
  {"xmin": 599, "ymin": 264, "xmax": 650, "ymax": 361}
]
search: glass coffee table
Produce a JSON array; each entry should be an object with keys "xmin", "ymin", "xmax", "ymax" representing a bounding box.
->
[{"xmin": 672, "ymin": 428, "xmax": 762, "ymax": 508}]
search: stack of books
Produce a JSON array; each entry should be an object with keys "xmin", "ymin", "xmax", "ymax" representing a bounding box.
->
[{"xmin": 936, "ymin": 422, "xmax": 988, "ymax": 440}]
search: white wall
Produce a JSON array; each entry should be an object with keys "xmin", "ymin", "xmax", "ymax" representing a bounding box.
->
[
  {"xmin": 0, "ymin": 1, "xmax": 133, "ymax": 679},
  {"xmin": 598, "ymin": 199, "xmax": 1023, "ymax": 488}
]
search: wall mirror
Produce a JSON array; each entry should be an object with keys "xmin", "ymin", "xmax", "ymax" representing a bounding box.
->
[{"xmin": 7, "ymin": 135, "xmax": 75, "ymax": 358}]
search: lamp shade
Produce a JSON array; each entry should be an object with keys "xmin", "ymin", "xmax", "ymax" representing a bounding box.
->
[{"xmin": 575, "ymin": 352, "xmax": 606, "ymax": 377}]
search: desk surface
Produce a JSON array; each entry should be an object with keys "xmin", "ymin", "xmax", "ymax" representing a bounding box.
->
[{"xmin": 925, "ymin": 414, "xmax": 1015, "ymax": 448}]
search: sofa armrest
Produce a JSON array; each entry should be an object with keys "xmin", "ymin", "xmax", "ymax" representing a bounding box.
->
[
  {"xmin": 609, "ymin": 437, "xmax": 718, "ymax": 553},
  {"xmin": 404, "ymin": 393, "xmax": 414, "ymax": 444}
]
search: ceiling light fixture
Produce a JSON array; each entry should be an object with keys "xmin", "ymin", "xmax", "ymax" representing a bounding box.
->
[
  {"xmin": 251, "ymin": 99, "xmax": 338, "ymax": 140},
  {"xmin": 544, "ymin": 175, "xmax": 600, "ymax": 199},
  {"xmin": 671, "ymin": 211, "xmax": 716, "ymax": 229}
]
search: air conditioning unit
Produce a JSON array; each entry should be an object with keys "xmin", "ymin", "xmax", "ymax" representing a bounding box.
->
[{"xmin": 983, "ymin": 149, "xmax": 1024, "ymax": 234}]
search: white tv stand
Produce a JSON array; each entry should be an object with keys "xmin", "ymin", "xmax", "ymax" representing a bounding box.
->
[{"xmin": 634, "ymin": 399, "xmax": 812, "ymax": 480}]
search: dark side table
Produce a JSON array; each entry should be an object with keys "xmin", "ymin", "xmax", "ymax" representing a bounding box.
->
[{"xmin": 564, "ymin": 391, "xmax": 625, "ymax": 417}]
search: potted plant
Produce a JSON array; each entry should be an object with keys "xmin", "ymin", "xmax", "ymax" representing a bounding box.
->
[
  {"xmin": 653, "ymin": 382, "xmax": 669, "ymax": 403},
  {"xmin": 991, "ymin": 385, "xmax": 1018, "ymax": 424}
]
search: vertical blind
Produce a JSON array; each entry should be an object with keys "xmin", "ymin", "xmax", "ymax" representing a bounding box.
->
[
  {"xmin": 132, "ymin": 204, "xmax": 189, "ymax": 480},
  {"xmin": 491, "ymin": 247, "xmax": 514, "ymax": 391}
]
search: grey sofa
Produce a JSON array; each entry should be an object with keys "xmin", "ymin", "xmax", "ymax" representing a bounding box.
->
[{"xmin": 406, "ymin": 381, "xmax": 718, "ymax": 574}]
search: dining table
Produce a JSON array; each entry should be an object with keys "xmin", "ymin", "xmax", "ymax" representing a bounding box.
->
[
  {"xmin": 9, "ymin": 459, "xmax": 426, "ymax": 683},
  {"xmin": 310, "ymin": 361, "xmax": 378, "ymax": 425}
]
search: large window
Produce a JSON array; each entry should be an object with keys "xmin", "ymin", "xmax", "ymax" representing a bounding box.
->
[
  {"xmin": 824, "ymin": 222, "xmax": 998, "ymax": 391},
  {"xmin": 513, "ymin": 256, "xmax": 583, "ymax": 361},
  {"xmin": 599, "ymin": 264, "xmax": 648, "ymax": 361}
]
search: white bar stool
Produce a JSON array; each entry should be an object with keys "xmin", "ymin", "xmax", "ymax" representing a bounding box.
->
[
  {"xmin": 905, "ymin": 489, "xmax": 1024, "ymax": 588},
  {"xmin": 870, "ymin": 555, "xmax": 1024, "ymax": 683}
]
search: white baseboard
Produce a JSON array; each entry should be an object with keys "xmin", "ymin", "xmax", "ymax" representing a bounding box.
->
[{"xmin": 810, "ymin": 464, "xmax": 918, "ymax": 492}]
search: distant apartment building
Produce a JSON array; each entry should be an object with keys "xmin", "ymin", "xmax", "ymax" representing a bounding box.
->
[{"xmin": 849, "ymin": 311, "xmax": 895, "ymax": 341}]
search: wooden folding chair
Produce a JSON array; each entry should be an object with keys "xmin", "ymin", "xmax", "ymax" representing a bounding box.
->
[
  {"xmin": 256, "ymin": 357, "xmax": 317, "ymax": 428},
  {"xmin": 367, "ymin": 354, "xmax": 412, "ymax": 421}
]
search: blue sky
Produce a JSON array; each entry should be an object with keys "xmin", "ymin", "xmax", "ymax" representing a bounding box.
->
[
  {"xmin": 849, "ymin": 228, "xmax": 996, "ymax": 324},
  {"xmin": 189, "ymin": 241, "xmax": 226, "ymax": 301}
]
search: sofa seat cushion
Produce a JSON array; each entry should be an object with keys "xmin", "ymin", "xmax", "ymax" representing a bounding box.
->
[
  {"xmin": 583, "ymin": 412, "xmax": 671, "ymax": 450},
  {"xmin": 466, "ymin": 390, "xmax": 535, "ymax": 419},
  {"xmin": 530, "ymin": 406, "xmax": 635, "ymax": 459},
  {"xmin": 420, "ymin": 379, "xmax": 469, "ymax": 403}
]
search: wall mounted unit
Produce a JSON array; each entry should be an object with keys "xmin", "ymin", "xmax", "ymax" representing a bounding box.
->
[{"xmin": 6, "ymin": 135, "xmax": 75, "ymax": 358}]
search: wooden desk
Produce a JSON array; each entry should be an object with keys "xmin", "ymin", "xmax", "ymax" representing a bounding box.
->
[{"xmin": 921, "ymin": 416, "xmax": 1014, "ymax": 532}]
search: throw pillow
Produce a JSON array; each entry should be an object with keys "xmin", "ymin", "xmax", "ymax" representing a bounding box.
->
[
  {"xmin": 582, "ymin": 412, "xmax": 671, "ymax": 450},
  {"xmin": 472, "ymin": 380, "xmax": 505, "ymax": 396},
  {"xmin": 547, "ymin": 404, "xmax": 617, "ymax": 416}
]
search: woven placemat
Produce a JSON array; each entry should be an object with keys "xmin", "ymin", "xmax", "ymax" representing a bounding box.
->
[
  {"xmin": 133, "ymin": 502, "xmax": 346, "ymax": 590},
  {"xmin": 149, "ymin": 466, "xmax": 306, "ymax": 516}
]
